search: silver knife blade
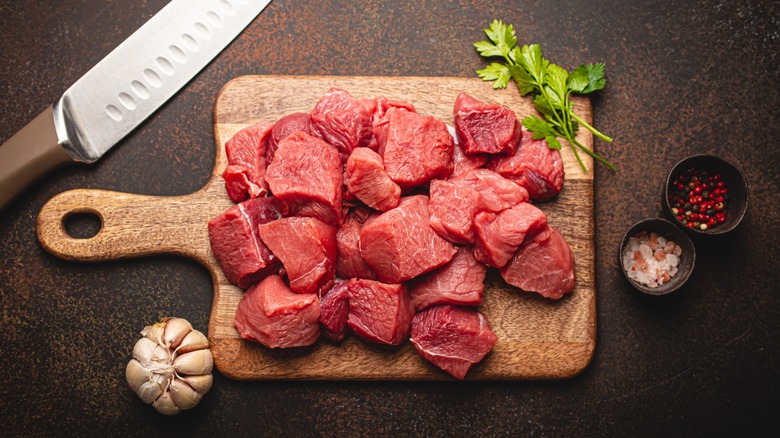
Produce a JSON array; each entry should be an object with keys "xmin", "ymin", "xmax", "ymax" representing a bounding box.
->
[{"xmin": 54, "ymin": 0, "xmax": 272, "ymax": 163}]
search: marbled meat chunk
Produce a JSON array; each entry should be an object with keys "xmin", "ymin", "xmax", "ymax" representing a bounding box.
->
[
  {"xmin": 233, "ymin": 274, "xmax": 321, "ymax": 349},
  {"xmin": 310, "ymin": 88, "xmax": 374, "ymax": 162},
  {"xmin": 207, "ymin": 197, "xmax": 282, "ymax": 289},
  {"xmin": 347, "ymin": 279, "xmax": 413, "ymax": 345},
  {"xmin": 410, "ymin": 304, "xmax": 498, "ymax": 380},
  {"xmin": 258, "ymin": 216, "xmax": 337, "ymax": 296},
  {"xmin": 368, "ymin": 96, "xmax": 416, "ymax": 151},
  {"xmin": 267, "ymin": 112, "xmax": 316, "ymax": 164},
  {"xmin": 473, "ymin": 202, "xmax": 548, "ymax": 268},
  {"xmin": 360, "ymin": 195, "xmax": 457, "ymax": 283},
  {"xmin": 319, "ymin": 280, "xmax": 350, "ymax": 342},
  {"xmin": 264, "ymin": 130, "xmax": 343, "ymax": 225},
  {"xmin": 451, "ymin": 140, "xmax": 488, "ymax": 178},
  {"xmin": 379, "ymin": 107, "xmax": 454, "ymax": 191},
  {"xmin": 345, "ymin": 147, "xmax": 401, "ymax": 211},
  {"xmin": 488, "ymin": 128, "xmax": 564, "ymax": 201},
  {"xmin": 335, "ymin": 211, "xmax": 378, "ymax": 280},
  {"xmin": 428, "ymin": 179, "xmax": 482, "ymax": 244},
  {"xmin": 450, "ymin": 168, "xmax": 529, "ymax": 213},
  {"xmin": 222, "ymin": 122, "xmax": 273, "ymax": 202},
  {"xmin": 500, "ymin": 225, "xmax": 576, "ymax": 300},
  {"xmin": 409, "ymin": 247, "xmax": 486, "ymax": 312},
  {"xmin": 453, "ymin": 92, "xmax": 521, "ymax": 155}
]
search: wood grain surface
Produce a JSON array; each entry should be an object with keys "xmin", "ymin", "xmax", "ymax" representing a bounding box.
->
[{"xmin": 37, "ymin": 75, "xmax": 595, "ymax": 380}]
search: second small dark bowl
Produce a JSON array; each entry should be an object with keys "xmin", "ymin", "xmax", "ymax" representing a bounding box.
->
[
  {"xmin": 663, "ymin": 154, "xmax": 749, "ymax": 236},
  {"xmin": 618, "ymin": 218, "xmax": 696, "ymax": 296}
]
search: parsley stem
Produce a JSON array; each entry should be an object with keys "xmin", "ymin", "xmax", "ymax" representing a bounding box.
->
[
  {"xmin": 567, "ymin": 134, "xmax": 587, "ymax": 172},
  {"xmin": 571, "ymin": 112, "xmax": 613, "ymax": 143},
  {"xmin": 571, "ymin": 137, "xmax": 616, "ymax": 171}
]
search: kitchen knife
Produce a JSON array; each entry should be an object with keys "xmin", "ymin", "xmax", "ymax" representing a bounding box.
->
[{"xmin": 0, "ymin": 0, "xmax": 272, "ymax": 210}]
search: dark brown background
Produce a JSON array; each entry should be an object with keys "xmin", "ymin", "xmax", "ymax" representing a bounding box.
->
[{"xmin": 1, "ymin": 0, "xmax": 778, "ymax": 436}]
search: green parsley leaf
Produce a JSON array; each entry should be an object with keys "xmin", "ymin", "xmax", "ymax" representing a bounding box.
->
[
  {"xmin": 545, "ymin": 63, "xmax": 569, "ymax": 100},
  {"xmin": 519, "ymin": 44, "xmax": 545, "ymax": 83},
  {"xmin": 574, "ymin": 63, "xmax": 606, "ymax": 94},
  {"xmin": 567, "ymin": 66, "xmax": 590, "ymax": 93},
  {"xmin": 524, "ymin": 114, "xmax": 563, "ymax": 151},
  {"xmin": 532, "ymin": 95, "xmax": 556, "ymax": 120},
  {"xmin": 522, "ymin": 115, "xmax": 556, "ymax": 138},
  {"xmin": 541, "ymin": 85, "xmax": 564, "ymax": 111},
  {"xmin": 484, "ymin": 20, "xmax": 517, "ymax": 55},
  {"xmin": 476, "ymin": 63, "xmax": 512, "ymax": 89},
  {"xmin": 509, "ymin": 65, "xmax": 535, "ymax": 95},
  {"xmin": 546, "ymin": 135, "xmax": 562, "ymax": 150},
  {"xmin": 508, "ymin": 46, "xmax": 523, "ymax": 65},
  {"xmin": 473, "ymin": 41, "xmax": 503, "ymax": 58}
]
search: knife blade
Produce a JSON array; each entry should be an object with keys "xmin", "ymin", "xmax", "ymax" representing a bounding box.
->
[{"xmin": 0, "ymin": 0, "xmax": 272, "ymax": 210}]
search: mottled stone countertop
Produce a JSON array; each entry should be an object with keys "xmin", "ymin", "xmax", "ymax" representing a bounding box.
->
[{"xmin": 1, "ymin": 1, "xmax": 778, "ymax": 436}]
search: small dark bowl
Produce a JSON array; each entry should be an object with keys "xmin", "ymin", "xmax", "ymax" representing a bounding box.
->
[
  {"xmin": 618, "ymin": 218, "xmax": 696, "ymax": 296},
  {"xmin": 663, "ymin": 155, "xmax": 749, "ymax": 236}
]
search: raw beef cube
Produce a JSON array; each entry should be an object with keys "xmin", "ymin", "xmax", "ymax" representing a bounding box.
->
[
  {"xmin": 369, "ymin": 96, "xmax": 416, "ymax": 151},
  {"xmin": 500, "ymin": 225, "xmax": 576, "ymax": 300},
  {"xmin": 409, "ymin": 247, "xmax": 486, "ymax": 312},
  {"xmin": 207, "ymin": 197, "xmax": 282, "ymax": 289},
  {"xmin": 360, "ymin": 195, "xmax": 457, "ymax": 283},
  {"xmin": 267, "ymin": 112, "xmax": 316, "ymax": 164},
  {"xmin": 335, "ymin": 212, "xmax": 378, "ymax": 280},
  {"xmin": 410, "ymin": 305, "xmax": 498, "ymax": 380},
  {"xmin": 222, "ymin": 165, "xmax": 261, "ymax": 203},
  {"xmin": 319, "ymin": 280, "xmax": 350, "ymax": 342},
  {"xmin": 473, "ymin": 202, "xmax": 548, "ymax": 268},
  {"xmin": 222, "ymin": 122, "xmax": 273, "ymax": 202},
  {"xmin": 310, "ymin": 88, "xmax": 374, "ymax": 161},
  {"xmin": 379, "ymin": 107, "xmax": 454, "ymax": 191},
  {"xmin": 450, "ymin": 135, "xmax": 488, "ymax": 178},
  {"xmin": 234, "ymin": 275, "xmax": 320, "ymax": 348},
  {"xmin": 371, "ymin": 96, "xmax": 416, "ymax": 125},
  {"xmin": 345, "ymin": 147, "xmax": 401, "ymax": 211},
  {"xmin": 349, "ymin": 205, "xmax": 374, "ymax": 223},
  {"xmin": 347, "ymin": 279, "xmax": 412, "ymax": 345},
  {"xmin": 258, "ymin": 216, "xmax": 337, "ymax": 295},
  {"xmin": 453, "ymin": 92, "xmax": 521, "ymax": 155},
  {"xmin": 450, "ymin": 168, "xmax": 529, "ymax": 213},
  {"xmin": 264, "ymin": 130, "xmax": 344, "ymax": 225},
  {"xmin": 488, "ymin": 128, "xmax": 564, "ymax": 201},
  {"xmin": 428, "ymin": 179, "xmax": 482, "ymax": 244}
]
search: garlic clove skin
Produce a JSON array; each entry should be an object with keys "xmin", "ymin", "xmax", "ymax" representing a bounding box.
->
[
  {"xmin": 141, "ymin": 320, "xmax": 166, "ymax": 343},
  {"xmin": 127, "ymin": 317, "xmax": 213, "ymax": 415},
  {"xmin": 126, "ymin": 358, "xmax": 170, "ymax": 404},
  {"xmin": 169, "ymin": 379, "xmax": 203, "ymax": 410},
  {"xmin": 136, "ymin": 380, "xmax": 165, "ymax": 405},
  {"xmin": 181, "ymin": 374, "xmax": 213, "ymax": 394},
  {"xmin": 177, "ymin": 329, "xmax": 209, "ymax": 354},
  {"xmin": 173, "ymin": 348, "xmax": 214, "ymax": 375},
  {"xmin": 125, "ymin": 359, "xmax": 150, "ymax": 393},
  {"xmin": 131, "ymin": 337, "xmax": 159, "ymax": 366},
  {"xmin": 162, "ymin": 317, "xmax": 193, "ymax": 349},
  {"xmin": 153, "ymin": 391, "xmax": 180, "ymax": 416}
]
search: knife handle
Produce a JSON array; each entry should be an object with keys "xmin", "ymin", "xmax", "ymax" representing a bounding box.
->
[{"xmin": 0, "ymin": 105, "xmax": 74, "ymax": 211}]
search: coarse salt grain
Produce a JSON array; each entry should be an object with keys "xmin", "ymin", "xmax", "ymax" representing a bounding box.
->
[{"xmin": 622, "ymin": 231, "xmax": 682, "ymax": 288}]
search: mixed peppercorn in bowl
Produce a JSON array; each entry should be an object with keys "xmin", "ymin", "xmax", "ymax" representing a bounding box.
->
[{"xmin": 663, "ymin": 155, "xmax": 749, "ymax": 236}]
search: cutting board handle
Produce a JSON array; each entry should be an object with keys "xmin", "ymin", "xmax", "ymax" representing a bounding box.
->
[{"xmin": 36, "ymin": 187, "xmax": 225, "ymax": 266}]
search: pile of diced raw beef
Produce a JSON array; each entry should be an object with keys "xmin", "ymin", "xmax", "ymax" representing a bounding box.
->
[{"xmin": 208, "ymin": 88, "xmax": 576, "ymax": 379}]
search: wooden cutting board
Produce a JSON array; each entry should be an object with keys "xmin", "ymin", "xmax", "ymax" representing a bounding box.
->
[{"xmin": 37, "ymin": 75, "xmax": 596, "ymax": 380}]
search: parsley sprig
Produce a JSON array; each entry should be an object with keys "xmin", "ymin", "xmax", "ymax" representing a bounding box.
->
[{"xmin": 474, "ymin": 20, "xmax": 615, "ymax": 172}]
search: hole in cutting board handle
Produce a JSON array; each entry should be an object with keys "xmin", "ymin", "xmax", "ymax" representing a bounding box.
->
[{"xmin": 63, "ymin": 210, "xmax": 103, "ymax": 239}]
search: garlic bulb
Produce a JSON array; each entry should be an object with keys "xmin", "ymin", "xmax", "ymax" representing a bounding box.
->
[{"xmin": 126, "ymin": 317, "xmax": 213, "ymax": 415}]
